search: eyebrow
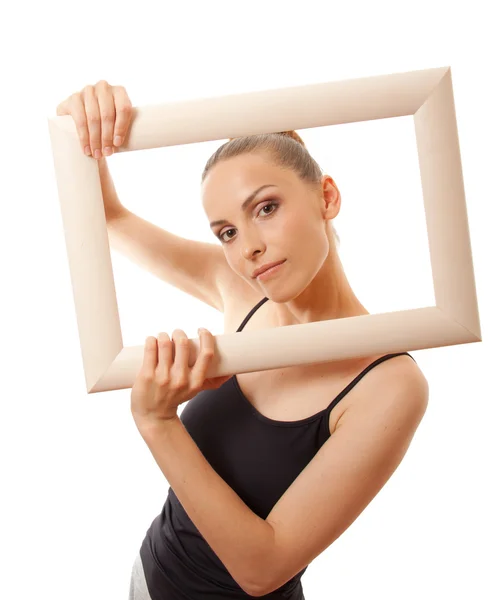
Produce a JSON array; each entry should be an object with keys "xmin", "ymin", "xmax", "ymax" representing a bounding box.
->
[{"xmin": 209, "ymin": 184, "xmax": 278, "ymax": 228}]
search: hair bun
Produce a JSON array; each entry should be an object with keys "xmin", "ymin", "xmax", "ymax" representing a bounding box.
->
[{"xmin": 275, "ymin": 130, "xmax": 305, "ymax": 146}]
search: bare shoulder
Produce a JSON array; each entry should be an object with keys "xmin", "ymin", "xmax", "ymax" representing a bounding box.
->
[
  {"xmin": 353, "ymin": 353, "xmax": 428, "ymax": 413},
  {"xmin": 363, "ymin": 351, "xmax": 428, "ymax": 396},
  {"xmin": 393, "ymin": 353, "xmax": 428, "ymax": 391}
]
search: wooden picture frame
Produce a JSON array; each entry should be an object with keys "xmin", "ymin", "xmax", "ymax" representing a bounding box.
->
[{"xmin": 47, "ymin": 66, "xmax": 481, "ymax": 393}]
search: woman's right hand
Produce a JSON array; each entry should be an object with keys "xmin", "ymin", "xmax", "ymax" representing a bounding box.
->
[{"xmin": 55, "ymin": 80, "xmax": 133, "ymax": 160}]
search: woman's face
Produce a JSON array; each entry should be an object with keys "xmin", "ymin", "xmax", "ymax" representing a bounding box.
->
[{"xmin": 202, "ymin": 152, "xmax": 340, "ymax": 296}]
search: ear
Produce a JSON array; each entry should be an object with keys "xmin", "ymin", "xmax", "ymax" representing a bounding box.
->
[{"xmin": 321, "ymin": 175, "xmax": 341, "ymax": 219}]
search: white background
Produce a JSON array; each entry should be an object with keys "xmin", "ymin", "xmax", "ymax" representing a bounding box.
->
[{"xmin": 1, "ymin": 1, "xmax": 496, "ymax": 598}]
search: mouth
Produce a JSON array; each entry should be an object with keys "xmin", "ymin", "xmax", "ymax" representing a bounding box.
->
[{"xmin": 254, "ymin": 260, "xmax": 286, "ymax": 280}]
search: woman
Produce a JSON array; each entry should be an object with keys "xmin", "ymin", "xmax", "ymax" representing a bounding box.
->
[{"xmin": 56, "ymin": 81, "xmax": 428, "ymax": 600}]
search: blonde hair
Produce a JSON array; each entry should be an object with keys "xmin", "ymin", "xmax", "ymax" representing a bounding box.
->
[{"xmin": 201, "ymin": 131, "xmax": 340, "ymax": 246}]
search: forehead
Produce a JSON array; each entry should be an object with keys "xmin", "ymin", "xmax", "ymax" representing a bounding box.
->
[{"xmin": 201, "ymin": 153, "xmax": 295, "ymax": 210}]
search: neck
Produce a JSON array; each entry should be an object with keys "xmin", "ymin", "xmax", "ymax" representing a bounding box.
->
[{"xmin": 270, "ymin": 241, "xmax": 369, "ymax": 328}]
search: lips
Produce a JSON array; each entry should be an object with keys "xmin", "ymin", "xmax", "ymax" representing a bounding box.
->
[{"xmin": 252, "ymin": 260, "xmax": 286, "ymax": 279}]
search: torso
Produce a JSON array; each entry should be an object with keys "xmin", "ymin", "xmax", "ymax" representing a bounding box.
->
[{"xmin": 220, "ymin": 280, "xmax": 422, "ymax": 437}]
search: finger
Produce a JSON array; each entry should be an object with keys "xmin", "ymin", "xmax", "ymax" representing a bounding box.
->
[
  {"xmin": 191, "ymin": 329, "xmax": 215, "ymax": 387},
  {"xmin": 66, "ymin": 94, "xmax": 92, "ymax": 157},
  {"xmin": 142, "ymin": 336, "xmax": 158, "ymax": 379},
  {"xmin": 170, "ymin": 330, "xmax": 191, "ymax": 389},
  {"xmin": 55, "ymin": 97, "xmax": 70, "ymax": 117},
  {"xmin": 81, "ymin": 85, "xmax": 102, "ymax": 159},
  {"xmin": 95, "ymin": 80, "xmax": 116, "ymax": 157},
  {"xmin": 157, "ymin": 332, "xmax": 173, "ymax": 383},
  {"xmin": 111, "ymin": 85, "xmax": 133, "ymax": 147}
]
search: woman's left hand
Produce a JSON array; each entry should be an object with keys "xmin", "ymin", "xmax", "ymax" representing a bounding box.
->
[{"xmin": 131, "ymin": 327, "xmax": 232, "ymax": 430}]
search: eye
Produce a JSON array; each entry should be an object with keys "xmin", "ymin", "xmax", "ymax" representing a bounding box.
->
[{"xmin": 218, "ymin": 200, "xmax": 279, "ymax": 243}]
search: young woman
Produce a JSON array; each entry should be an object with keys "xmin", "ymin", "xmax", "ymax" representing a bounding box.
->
[{"xmin": 57, "ymin": 81, "xmax": 428, "ymax": 600}]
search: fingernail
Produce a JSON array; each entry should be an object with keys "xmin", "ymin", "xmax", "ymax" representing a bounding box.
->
[
  {"xmin": 103, "ymin": 146, "xmax": 113, "ymax": 156},
  {"xmin": 113, "ymin": 135, "xmax": 122, "ymax": 146},
  {"xmin": 84, "ymin": 146, "xmax": 91, "ymax": 156}
]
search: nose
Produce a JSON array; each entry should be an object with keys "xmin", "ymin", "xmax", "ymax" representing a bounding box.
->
[{"xmin": 241, "ymin": 229, "xmax": 266, "ymax": 261}]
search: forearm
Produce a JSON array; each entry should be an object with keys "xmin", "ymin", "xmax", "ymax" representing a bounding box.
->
[
  {"xmin": 138, "ymin": 417, "xmax": 275, "ymax": 595},
  {"xmin": 97, "ymin": 157, "xmax": 128, "ymax": 222}
]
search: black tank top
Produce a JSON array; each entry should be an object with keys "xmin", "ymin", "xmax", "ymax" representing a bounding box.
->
[{"xmin": 139, "ymin": 297, "xmax": 414, "ymax": 599}]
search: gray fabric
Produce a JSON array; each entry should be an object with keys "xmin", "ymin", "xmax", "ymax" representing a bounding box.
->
[{"xmin": 128, "ymin": 553, "xmax": 153, "ymax": 600}]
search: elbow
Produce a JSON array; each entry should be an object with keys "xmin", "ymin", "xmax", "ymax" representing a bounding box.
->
[
  {"xmin": 241, "ymin": 523, "xmax": 276, "ymax": 597},
  {"xmin": 240, "ymin": 564, "xmax": 272, "ymax": 597},
  {"xmin": 242, "ymin": 583, "xmax": 269, "ymax": 598}
]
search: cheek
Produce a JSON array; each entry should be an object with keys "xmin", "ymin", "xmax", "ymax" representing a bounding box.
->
[{"xmin": 278, "ymin": 211, "xmax": 306, "ymax": 238}]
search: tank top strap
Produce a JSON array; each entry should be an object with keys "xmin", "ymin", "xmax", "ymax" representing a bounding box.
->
[
  {"xmin": 236, "ymin": 297, "xmax": 269, "ymax": 332},
  {"xmin": 324, "ymin": 352, "xmax": 416, "ymax": 415}
]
